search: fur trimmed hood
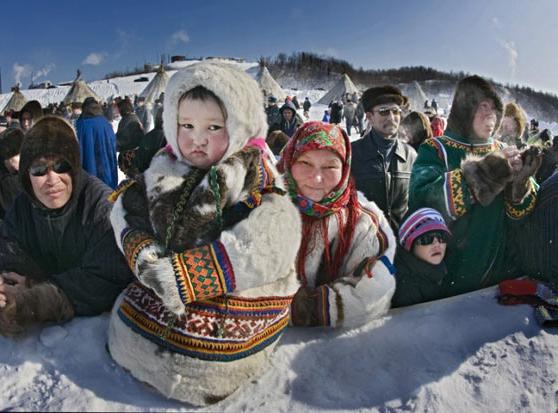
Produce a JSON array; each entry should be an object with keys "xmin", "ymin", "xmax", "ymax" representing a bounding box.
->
[
  {"xmin": 162, "ymin": 62, "xmax": 268, "ymax": 164},
  {"xmin": 19, "ymin": 116, "xmax": 81, "ymax": 199},
  {"xmin": 446, "ymin": 75, "xmax": 503, "ymax": 141}
]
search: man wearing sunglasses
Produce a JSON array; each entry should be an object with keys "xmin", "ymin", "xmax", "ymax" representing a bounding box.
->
[
  {"xmin": 0, "ymin": 116, "xmax": 132, "ymax": 337},
  {"xmin": 351, "ymin": 85, "xmax": 417, "ymax": 231}
]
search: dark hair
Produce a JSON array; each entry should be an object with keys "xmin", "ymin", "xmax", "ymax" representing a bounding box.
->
[
  {"xmin": 400, "ymin": 111, "xmax": 433, "ymax": 150},
  {"xmin": 178, "ymin": 86, "xmax": 227, "ymax": 120},
  {"xmin": 117, "ymin": 99, "xmax": 134, "ymax": 116}
]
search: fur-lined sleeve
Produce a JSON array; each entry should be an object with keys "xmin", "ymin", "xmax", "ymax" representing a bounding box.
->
[
  {"xmin": 295, "ymin": 197, "xmax": 396, "ymax": 328},
  {"xmin": 409, "ymin": 140, "xmax": 474, "ymax": 222}
]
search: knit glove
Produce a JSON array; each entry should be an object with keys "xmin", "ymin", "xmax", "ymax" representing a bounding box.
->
[
  {"xmin": 507, "ymin": 146, "xmax": 542, "ymax": 203},
  {"xmin": 461, "ymin": 151, "xmax": 513, "ymax": 206}
]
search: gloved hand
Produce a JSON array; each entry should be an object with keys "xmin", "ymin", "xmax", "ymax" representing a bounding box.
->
[
  {"xmin": 461, "ymin": 151, "xmax": 513, "ymax": 206},
  {"xmin": 290, "ymin": 287, "xmax": 317, "ymax": 326}
]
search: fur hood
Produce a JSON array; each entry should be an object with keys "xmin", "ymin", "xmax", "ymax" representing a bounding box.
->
[
  {"xmin": 163, "ymin": 62, "xmax": 268, "ymax": 164},
  {"xmin": 446, "ymin": 75, "xmax": 503, "ymax": 141},
  {"xmin": 19, "ymin": 116, "xmax": 81, "ymax": 199}
]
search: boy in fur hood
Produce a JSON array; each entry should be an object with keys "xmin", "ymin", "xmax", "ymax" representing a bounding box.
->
[
  {"xmin": 409, "ymin": 75, "xmax": 541, "ymax": 299},
  {"xmin": 107, "ymin": 62, "xmax": 301, "ymax": 406}
]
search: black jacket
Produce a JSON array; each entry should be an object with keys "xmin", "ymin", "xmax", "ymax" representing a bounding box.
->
[
  {"xmin": 0, "ymin": 171, "xmax": 133, "ymax": 315},
  {"xmin": 0, "ymin": 166, "xmax": 22, "ymax": 220},
  {"xmin": 351, "ymin": 130, "xmax": 416, "ymax": 230},
  {"xmin": 391, "ymin": 247, "xmax": 448, "ymax": 307}
]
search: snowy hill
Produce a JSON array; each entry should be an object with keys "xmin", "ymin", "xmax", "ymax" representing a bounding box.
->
[{"xmin": 1, "ymin": 286, "xmax": 557, "ymax": 412}]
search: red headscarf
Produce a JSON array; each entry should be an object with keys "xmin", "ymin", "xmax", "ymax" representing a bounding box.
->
[{"xmin": 279, "ymin": 121, "xmax": 360, "ymax": 285}]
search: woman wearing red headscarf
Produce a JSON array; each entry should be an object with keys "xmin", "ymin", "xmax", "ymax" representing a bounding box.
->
[{"xmin": 279, "ymin": 121, "xmax": 396, "ymax": 328}]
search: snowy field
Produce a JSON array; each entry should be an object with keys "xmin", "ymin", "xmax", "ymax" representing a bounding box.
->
[{"xmin": 2, "ymin": 286, "xmax": 557, "ymax": 412}]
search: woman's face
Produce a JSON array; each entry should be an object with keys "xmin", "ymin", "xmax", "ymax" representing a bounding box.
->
[
  {"xmin": 291, "ymin": 149, "xmax": 343, "ymax": 202},
  {"xmin": 472, "ymin": 99, "xmax": 498, "ymax": 141},
  {"xmin": 177, "ymin": 97, "xmax": 229, "ymax": 168}
]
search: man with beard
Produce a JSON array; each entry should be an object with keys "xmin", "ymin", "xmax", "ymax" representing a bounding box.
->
[{"xmin": 351, "ymin": 86, "xmax": 416, "ymax": 230}]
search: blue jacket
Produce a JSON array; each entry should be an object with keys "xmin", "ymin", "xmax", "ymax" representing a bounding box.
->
[{"xmin": 75, "ymin": 116, "xmax": 118, "ymax": 189}]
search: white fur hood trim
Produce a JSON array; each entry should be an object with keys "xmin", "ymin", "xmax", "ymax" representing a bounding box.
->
[{"xmin": 163, "ymin": 62, "xmax": 268, "ymax": 164}]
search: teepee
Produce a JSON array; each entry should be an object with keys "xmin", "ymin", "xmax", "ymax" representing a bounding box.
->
[
  {"xmin": 318, "ymin": 73, "xmax": 359, "ymax": 104},
  {"xmin": 2, "ymin": 86, "xmax": 27, "ymax": 112},
  {"xmin": 62, "ymin": 70, "xmax": 101, "ymax": 105},
  {"xmin": 255, "ymin": 66, "xmax": 285, "ymax": 101},
  {"xmin": 140, "ymin": 65, "xmax": 169, "ymax": 105}
]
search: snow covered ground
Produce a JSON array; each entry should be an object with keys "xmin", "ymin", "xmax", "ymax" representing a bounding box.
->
[{"xmin": 2, "ymin": 286, "xmax": 557, "ymax": 412}]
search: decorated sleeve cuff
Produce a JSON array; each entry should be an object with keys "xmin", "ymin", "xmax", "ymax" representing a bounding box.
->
[
  {"xmin": 443, "ymin": 169, "xmax": 473, "ymax": 220},
  {"xmin": 171, "ymin": 240, "xmax": 236, "ymax": 304},
  {"xmin": 121, "ymin": 228, "xmax": 158, "ymax": 273},
  {"xmin": 313, "ymin": 285, "xmax": 331, "ymax": 327},
  {"xmin": 505, "ymin": 179, "xmax": 538, "ymax": 220}
]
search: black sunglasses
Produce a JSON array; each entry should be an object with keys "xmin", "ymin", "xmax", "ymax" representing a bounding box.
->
[
  {"xmin": 415, "ymin": 231, "xmax": 449, "ymax": 246},
  {"xmin": 29, "ymin": 160, "xmax": 72, "ymax": 177},
  {"xmin": 374, "ymin": 107, "xmax": 402, "ymax": 117}
]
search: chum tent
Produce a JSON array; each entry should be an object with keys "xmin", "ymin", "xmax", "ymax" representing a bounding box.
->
[
  {"xmin": 139, "ymin": 65, "xmax": 169, "ymax": 105},
  {"xmin": 318, "ymin": 73, "xmax": 359, "ymax": 104},
  {"xmin": 2, "ymin": 87, "xmax": 28, "ymax": 113},
  {"xmin": 255, "ymin": 66, "xmax": 285, "ymax": 101},
  {"xmin": 62, "ymin": 70, "xmax": 101, "ymax": 105}
]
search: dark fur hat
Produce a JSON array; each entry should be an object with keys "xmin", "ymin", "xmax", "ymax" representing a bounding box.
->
[
  {"xmin": 446, "ymin": 76, "xmax": 503, "ymax": 140},
  {"xmin": 361, "ymin": 85, "xmax": 408, "ymax": 113},
  {"xmin": 81, "ymin": 97, "xmax": 104, "ymax": 117},
  {"xmin": 19, "ymin": 100, "xmax": 44, "ymax": 122},
  {"xmin": 0, "ymin": 128, "xmax": 24, "ymax": 160},
  {"xmin": 19, "ymin": 116, "xmax": 81, "ymax": 197}
]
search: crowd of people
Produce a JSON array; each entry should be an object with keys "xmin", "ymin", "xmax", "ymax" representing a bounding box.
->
[{"xmin": 0, "ymin": 62, "xmax": 557, "ymax": 406}]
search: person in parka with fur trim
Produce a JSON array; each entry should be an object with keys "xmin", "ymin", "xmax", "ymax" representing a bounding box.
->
[
  {"xmin": 409, "ymin": 75, "xmax": 541, "ymax": 298},
  {"xmin": 279, "ymin": 121, "xmax": 396, "ymax": 328},
  {"xmin": 107, "ymin": 62, "xmax": 302, "ymax": 406},
  {"xmin": 0, "ymin": 116, "xmax": 133, "ymax": 337}
]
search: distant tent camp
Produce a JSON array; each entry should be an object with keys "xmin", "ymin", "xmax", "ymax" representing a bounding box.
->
[
  {"xmin": 139, "ymin": 65, "xmax": 169, "ymax": 105},
  {"xmin": 318, "ymin": 74, "xmax": 359, "ymax": 104},
  {"xmin": 255, "ymin": 66, "xmax": 285, "ymax": 101},
  {"xmin": 2, "ymin": 86, "xmax": 27, "ymax": 113},
  {"xmin": 62, "ymin": 70, "xmax": 101, "ymax": 105}
]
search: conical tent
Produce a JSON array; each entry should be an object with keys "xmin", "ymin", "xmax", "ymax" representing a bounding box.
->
[
  {"xmin": 140, "ymin": 65, "xmax": 169, "ymax": 105},
  {"xmin": 62, "ymin": 70, "xmax": 101, "ymax": 105},
  {"xmin": 256, "ymin": 66, "xmax": 285, "ymax": 101},
  {"xmin": 318, "ymin": 74, "xmax": 359, "ymax": 104},
  {"xmin": 3, "ymin": 87, "xmax": 27, "ymax": 112}
]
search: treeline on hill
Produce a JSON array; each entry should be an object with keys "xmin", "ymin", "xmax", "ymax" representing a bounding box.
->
[{"xmin": 262, "ymin": 52, "xmax": 558, "ymax": 113}]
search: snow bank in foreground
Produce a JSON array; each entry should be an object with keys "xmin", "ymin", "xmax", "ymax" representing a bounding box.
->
[{"xmin": 1, "ymin": 286, "xmax": 557, "ymax": 412}]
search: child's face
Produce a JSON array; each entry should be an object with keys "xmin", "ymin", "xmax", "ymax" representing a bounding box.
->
[
  {"xmin": 412, "ymin": 232, "xmax": 447, "ymax": 265},
  {"xmin": 177, "ymin": 97, "xmax": 229, "ymax": 168}
]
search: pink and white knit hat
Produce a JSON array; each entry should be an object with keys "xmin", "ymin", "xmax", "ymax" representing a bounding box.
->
[{"xmin": 398, "ymin": 208, "xmax": 451, "ymax": 251}]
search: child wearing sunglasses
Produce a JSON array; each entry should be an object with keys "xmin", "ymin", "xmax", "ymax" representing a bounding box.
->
[{"xmin": 392, "ymin": 208, "xmax": 451, "ymax": 307}]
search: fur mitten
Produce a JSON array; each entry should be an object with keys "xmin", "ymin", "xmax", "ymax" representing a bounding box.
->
[
  {"xmin": 137, "ymin": 257, "xmax": 185, "ymax": 315},
  {"xmin": 461, "ymin": 151, "xmax": 513, "ymax": 206},
  {"xmin": 508, "ymin": 146, "xmax": 543, "ymax": 203},
  {"xmin": 0, "ymin": 282, "xmax": 74, "ymax": 338}
]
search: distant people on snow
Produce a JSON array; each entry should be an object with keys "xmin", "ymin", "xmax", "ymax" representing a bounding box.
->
[
  {"xmin": 329, "ymin": 99, "xmax": 343, "ymax": 124},
  {"xmin": 19, "ymin": 100, "xmax": 44, "ymax": 132},
  {"xmin": 303, "ymin": 96, "xmax": 311, "ymax": 118},
  {"xmin": 343, "ymin": 99, "xmax": 356, "ymax": 135},
  {"xmin": 0, "ymin": 129, "xmax": 24, "ymax": 220},
  {"xmin": 75, "ymin": 97, "xmax": 118, "ymax": 189},
  {"xmin": 351, "ymin": 85, "xmax": 417, "ymax": 231},
  {"xmin": 269, "ymin": 100, "xmax": 302, "ymax": 137},
  {"xmin": 116, "ymin": 99, "xmax": 144, "ymax": 178}
]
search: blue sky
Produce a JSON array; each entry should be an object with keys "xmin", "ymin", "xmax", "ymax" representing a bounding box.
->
[{"xmin": 1, "ymin": 0, "xmax": 557, "ymax": 95}]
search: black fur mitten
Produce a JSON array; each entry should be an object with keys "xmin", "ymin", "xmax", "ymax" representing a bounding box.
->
[
  {"xmin": 461, "ymin": 151, "xmax": 513, "ymax": 206},
  {"xmin": 0, "ymin": 282, "xmax": 75, "ymax": 338},
  {"xmin": 508, "ymin": 146, "xmax": 543, "ymax": 203}
]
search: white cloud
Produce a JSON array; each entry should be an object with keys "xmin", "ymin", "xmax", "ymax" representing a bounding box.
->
[
  {"xmin": 170, "ymin": 30, "xmax": 190, "ymax": 45},
  {"xmin": 83, "ymin": 52, "xmax": 106, "ymax": 66},
  {"xmin": 12, "ymin": 62, "xmax": 32, "ymax": 86}
]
